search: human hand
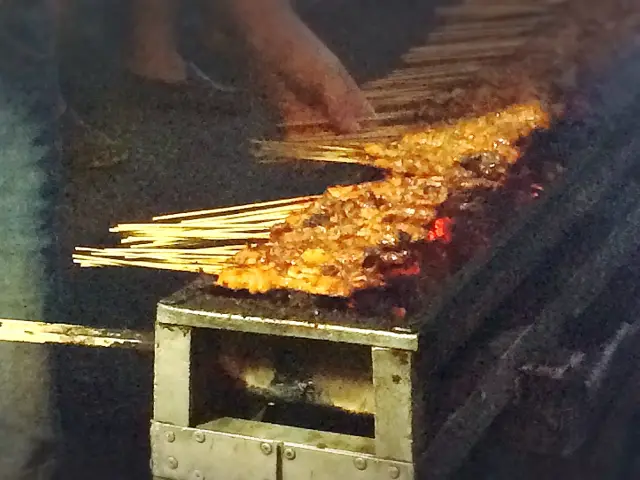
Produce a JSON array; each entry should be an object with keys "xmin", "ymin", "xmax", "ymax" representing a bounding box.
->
[
  {"xmin": 260, "ymin": 65, "xmax": 375, "ymax": 139},
  {"xmin": 230, "ymin": 0, "xmax": 375, "ymax": 137}
]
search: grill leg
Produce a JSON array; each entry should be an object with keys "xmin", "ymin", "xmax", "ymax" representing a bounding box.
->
[
  {"xmin": 153, "ymin": 324, "xmax": 193, "ymax": 426},
  {"xmin": 372, "ymin": 347, "xmax": 414, "ymax": 462}
]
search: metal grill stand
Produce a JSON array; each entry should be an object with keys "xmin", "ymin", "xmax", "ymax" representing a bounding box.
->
[{"xmin": 150, "ymin": 300, "xmax": 421, "ymax": 480}]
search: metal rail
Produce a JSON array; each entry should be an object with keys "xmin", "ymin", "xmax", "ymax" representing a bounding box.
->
[{"xmin": 0, "ymin": 318, "xmax": 153, "ymax": 351}]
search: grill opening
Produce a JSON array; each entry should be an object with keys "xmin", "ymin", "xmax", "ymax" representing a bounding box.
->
[{"xmin": 191, "ymin": 329, "xmax": 376, "ymax": 438}]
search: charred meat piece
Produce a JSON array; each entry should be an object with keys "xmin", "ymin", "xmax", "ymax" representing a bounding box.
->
[{"xmin": 362, "ymin": 103, "xmax": 550, "ymax": 176}]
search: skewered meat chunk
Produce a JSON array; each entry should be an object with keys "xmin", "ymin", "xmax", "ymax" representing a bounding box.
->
[
  {"xmin": 217, "ymin": 166, "xmax": 510, "ymax": 297},
  {"xmin": 217, "ymin": 176, "xmax": 451, "ymax": 296},
  {"xmin": 362, "ymin": 102, "xmax": 550, "ymax": 176}
]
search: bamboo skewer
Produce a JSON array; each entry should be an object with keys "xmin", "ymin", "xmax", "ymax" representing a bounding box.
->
[
  {"xmin": 436, "ymin": 4, "xmax": 551, "ymax": 18},
  {"xmin": 432, "ymin": 16, "xmax": 549, "ymax": 33},
  {"xmin": 425, "ymin": 25, "xmax": 538, "ymax": 43},
  {"xmin": 365, "ymin": 67, "xmax": 483, "ymax": 89},
  {"xmin": 152, "ymin": 196, "xmax": 317, "ymax": 221},
  {"xmin": 181, "ymin": 211, "xmax": 303, "ymax": 224},
  {"xmin": 366, "ymin": 76, "xmax": 475, "ymax": 98},
  {"xmin": 276, "ymin": 112, "xmax": 392, "ymax": 129},
  {"xmin": 376, "ymin": 62, "xmax": 488, "ymax": 80},
  {"xmin": 73, "ymin": 254, "xmax": 229, "ymax": 274},
  {"xmin": 406, "ymin": 37, "xmax": 527, "ymax": 57},
  {"xmin": 75, "ymin": 246, "xmax": 244, "ymax": 256},
  {"xmin": 402, "ymin": 47, "xmax": 519, "ymax": 64},
  {"xmin": 73, "ymin": 195, "xmax": 319, "ymax": 273}
]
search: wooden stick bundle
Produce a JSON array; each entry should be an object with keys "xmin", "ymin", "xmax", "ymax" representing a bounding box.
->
[{"xmin": 73, "ymin": 196, "xmax": 316, "ymax": 273}]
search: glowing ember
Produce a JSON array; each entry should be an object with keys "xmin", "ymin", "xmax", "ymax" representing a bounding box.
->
[
  {"xmin": 427, "ymin": 217, "xmax": 454, "ymax": 243},
  {"xmin": 391, "ymin": 306, "xmax": 407, "ymax": 320}
]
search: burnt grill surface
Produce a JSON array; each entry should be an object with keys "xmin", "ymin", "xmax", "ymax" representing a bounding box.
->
[{"xmin": 163, "ymin": 281, "xmax": 397, "ymax": 330}]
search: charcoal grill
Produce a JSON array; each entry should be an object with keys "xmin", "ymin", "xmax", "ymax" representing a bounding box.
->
[
  {"xmin": 150, "ymin": 289, "xmax": 418, "ymax": 480},
  {"xmin": 142, "ymin": 45, "xmax": 640, "ymax": 480}
]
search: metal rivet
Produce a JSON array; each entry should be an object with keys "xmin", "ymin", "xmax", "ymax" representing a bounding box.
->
[
  {"xmin": 260, "ymin": 443, "xmax": 273, "ymax": 455},
  {"xmin": 165, "ymin": 431, "xmax": 176, "ymax": 443},
  {"xmin": 194, "ymin": 431, "xmax": 206, "ymax": 443},
  {"xmin": 192, "ymin": 470, "xmax": 205, "ymax": 480},
  {"xmin": 284, "ymin": 448, "xmax": 296, "ymax": 460},
  {"xmin": 167, "ymin": 457, "xmax": 178, "ymax": 470},
  {"xmin": 388, "ymin": 466, "xmax": 401, "ymax": 479},
  {"xmin": 354, "ymin": 457, "xmax": 367, "ymax": 470}
]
